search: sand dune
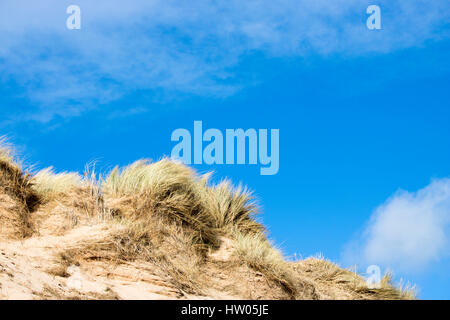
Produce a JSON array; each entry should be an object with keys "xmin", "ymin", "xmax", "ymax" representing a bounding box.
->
[{"xmin": 0, "ymin": 139, "xmax": 413, "ymax": 300}]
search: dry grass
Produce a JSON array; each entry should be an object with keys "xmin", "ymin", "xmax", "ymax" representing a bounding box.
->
[
  {"xmin": 0, "ymin": 137, "xmax": 38, "ymax": 203},
  {"xmin": 97, "ymin": 159, "xmax": 270, "ymax": 294},
  {"xmin": 293, "ymin": 257, "xmax": 416, "ymax": 300},
  {"xmin": 114, "ymin": 218, "xmax": 205, "ymax": 293},
  {"xmin": 233, "ymin": 231, "xmax": 308, "ymax": 298},
  {"xmin": 0, "ymin": 137, "xmax": 39, "ymax": 237},
  {"xmin": 358, "ymin": 273, "xmax": 416, "ymax": 300},
  {"xmin": 0, "ymin": 137, "xmax": 17, "ymax": 166},
  {"xmin": 234, "ymin": 232, "xmax": 286, "ymax": 278},
  {"xmin": 60, "ymin": 216, "xmax": 206, "ymax": 294},
  {"xmin": 103, "ymin": 159, "xmax": 197, "ymax": 196},
  {"xmin": 32, "ymin": 167, "xmax": 83, "ymax": 202},
  {"xmin": 102, "ymin": 159, "xmax": 262, "ymax": 244},
  {"xmin": 103, "ymin": 159, "xmax": 217, "ymax": 244},
  {"xmin": 0, "ymin": 141, "xmax": 414, "ymax": 300},
  {"xmin": 84, "ymin": 158, "xmax": 416, "ymax": 299},
  {"xmin": 197, "ymin": 179, "xmax": 263, "ymax": 235}
]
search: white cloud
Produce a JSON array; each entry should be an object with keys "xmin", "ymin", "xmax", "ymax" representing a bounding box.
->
[
  {"xmin": 0, "ymin": 0, "xmax": 449, "ymax": 122},
  {"xmin": 346, "ymin": 178, "xmax": 450, "ymax": 273}
]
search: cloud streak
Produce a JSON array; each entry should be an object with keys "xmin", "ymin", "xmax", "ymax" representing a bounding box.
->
[{"xmin": 0, "ymin": 0, "xmax": 449, "ymax": 122}]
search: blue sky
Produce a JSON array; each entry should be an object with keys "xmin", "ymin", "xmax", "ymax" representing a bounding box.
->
[{"xmin": 1, "ymin": 1, "xmax": 450, "ymax": 299}]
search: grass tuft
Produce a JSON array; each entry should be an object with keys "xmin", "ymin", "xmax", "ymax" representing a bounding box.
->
[
  {"xmin": 197, "ymin": 179, "xmax": 263, "ymax": 234},
  {"xmin": 0, "ymin": 137, "xmax": 39, "ymax": 237},
  {"xmin": 102, "ymin": 159, "xmax": 262, "ymax": 248},
  {"xmin": 233, "ymin": 231, "xmax": 301, "ymax": 298},
  {"xmin": 0, "ymin": 137, "xmax": 17, "ymax": 167},
  {"xmin": 32, "ymin": 167, "xmax": 83, "ymax": 201},
  {"xmin": 102, "ymin": 158, "xmax": 196, "ymax": 196}
]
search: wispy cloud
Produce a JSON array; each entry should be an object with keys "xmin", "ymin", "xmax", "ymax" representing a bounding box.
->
[
  {"xmin": 344, "ymin": 178, "xmax": 450, "ymax": 274},
  {"xmin": 1, "ymin": 0, "xmax": 449, "ymax": 122}
]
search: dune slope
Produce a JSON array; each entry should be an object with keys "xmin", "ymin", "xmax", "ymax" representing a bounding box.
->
[{"xmin": 0, "ymin": 140, "xmax": 413, "ymax": 300}]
